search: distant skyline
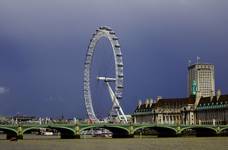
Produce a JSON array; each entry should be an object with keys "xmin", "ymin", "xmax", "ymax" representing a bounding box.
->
[{"xmin": 0, "ymin": 0, "xmax": 228, "ymax": 118}]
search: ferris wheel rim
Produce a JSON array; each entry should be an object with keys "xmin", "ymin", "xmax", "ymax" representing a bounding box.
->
[{"xmin": 83, "ymin": 26, "xmax": 124, "ymax": 121}]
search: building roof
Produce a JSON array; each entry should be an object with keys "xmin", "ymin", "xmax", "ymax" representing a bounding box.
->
[
  {"xmin": 13, "ymin": 115, "xmax": 36, "ymax": 121},
  {"xmin": 156, "ymin": 97, "xmax": 195, "ymax": 107},
  {"xmin": 196, "ymin": 95, "xmax": 228, "ymax": 110},
  {"xmin": 136, "ymin": 103, "xmax": 155, "ymax": 110},
  {"xmin": 134, "ymin": 97, "xmax": 195, "ymax": 113},
  {"xmin": 198, "ymin": 95, "xmax": 228, "ymax": 105},
  {"xmin": 134, "ymin": 95, "xmax": 228, "ymax": 114},
  {"xmin": 188, "ymin": 63, "xmax": 214, "ymax": 69}
]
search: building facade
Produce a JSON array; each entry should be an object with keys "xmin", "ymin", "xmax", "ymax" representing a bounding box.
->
[
  {"xmin": 133, "ymin": 97, "xmax": 196, "ymax": 125},
  {"xmin": 188, "ymin": 63, "xmax": 215, "ymax": 97},
  {"xmin": 196, "ymin": 93, "xmax": 228, "ymax": 125},
  {"xmin": 133, "ymin": 93, "xmax": 228, "ymax": 125}
]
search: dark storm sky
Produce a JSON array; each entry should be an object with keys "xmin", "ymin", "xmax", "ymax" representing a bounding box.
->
[{"xmin": 0, "ymin": 0, "xmax": 228, "ymax": 118}]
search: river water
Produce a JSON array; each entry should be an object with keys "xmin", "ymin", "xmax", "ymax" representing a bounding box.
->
[{"xmin": 0, "ymin": 135, "xmax": 228, "ymax": 150}]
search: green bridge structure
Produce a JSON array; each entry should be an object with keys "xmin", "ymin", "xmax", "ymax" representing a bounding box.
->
[{"xmin": 1, "ymin": 123, "xmax": 228, "ymax": 139}]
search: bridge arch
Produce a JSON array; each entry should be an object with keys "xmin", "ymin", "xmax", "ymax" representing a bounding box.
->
[
  {"xmin": 80, "ymin": 125, "xmax": 130, "ymax": 138},
  {"xmin": 179, "ymin": 126, "xmax": 217, "ymax": 136},
  {"xmin": 23, "ymin": 126, "xmax": 76, "ymax": 139},
  {"xmin": 23, "ymin": 126, "xmax": 48, "ymax": 134},
  {"xmin": 48, "ymin": 126, "xmax": 76, "ymax": 139},
  {"xmin": 133, "ymin": 125, "xmax": 177, "ymax": 137},
  {"xmin": 0, "ymin": 126, "xmax": 18, "ymax": 139},
  {"xmin": 219, "ymin": 127, "xmax": 228, "ymax": 136},
  {"xmin": 0, "ymin": 126, "xmax": 18, "ymax": 134}
]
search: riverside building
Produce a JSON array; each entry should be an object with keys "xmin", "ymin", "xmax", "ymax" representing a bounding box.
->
[
  {"xmin": 133, "ymin": 92, "xmax": 228, "ymax": 125},
  {"xmin": 133, "ymin": 97, "xmax": 196, "ymax": 125},
  {"xmin": 196, "ymin": 91, "xmax": 228, "ymax": 125},
  {"xmin": 133, "ymin": 61, "xmax": 228, "ymax": 125}
]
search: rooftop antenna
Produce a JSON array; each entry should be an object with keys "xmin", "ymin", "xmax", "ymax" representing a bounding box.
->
[{"xmin": 196, "ymin": 56, "xmax": 200, "ymax": 64}]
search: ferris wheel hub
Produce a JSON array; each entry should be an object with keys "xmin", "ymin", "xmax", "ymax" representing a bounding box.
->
[{"xmin": 97, "ymin": 77, "xmax": 116, "ymax": 82}]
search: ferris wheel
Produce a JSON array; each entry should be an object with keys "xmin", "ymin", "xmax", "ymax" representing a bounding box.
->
[{"xmin": 83, "ymin": 26, "xmax": 128, "ymax": 123}]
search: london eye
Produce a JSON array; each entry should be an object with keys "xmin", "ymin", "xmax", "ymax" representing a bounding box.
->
[{"xmin": 83, "ymin": 26, "xmax": 127, "ymax": 123}]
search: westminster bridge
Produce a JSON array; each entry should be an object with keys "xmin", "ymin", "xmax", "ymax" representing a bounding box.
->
[{"xmin": 1, "ymin": 123, "xmax": 228, "ymax": 139}]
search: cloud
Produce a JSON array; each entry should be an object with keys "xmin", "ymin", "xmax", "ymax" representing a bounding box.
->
[{"xmin": 0, "ymin": 86, "xmax": 9, "ymax": 94}]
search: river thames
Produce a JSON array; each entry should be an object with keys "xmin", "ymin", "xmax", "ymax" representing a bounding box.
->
[{"xmin": 0, "ymin": 135, "xmax": 228, "ymax": 150}]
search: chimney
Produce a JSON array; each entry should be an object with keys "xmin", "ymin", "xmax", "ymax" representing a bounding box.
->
[
  {"xmin": 157, "ymin": 96, "xmax": 162, "ymax": 102},
  {"xmin": 138, "ymin": 100, "xmax": 142, "ymax": 108},
  {"xmin": 210, "ymin": 90, "xmax": 214, "ymax": 101},
  {"xmin": 216, "ymin": 89, "xmax": 221, "ymax": 101},
  {"xmin": 149, "ymin": 98, "xmax": 153, "ymax": 107},
  {"xmin": 145, "ymin": 99, "xmax": 149, "ymax": 108}
]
